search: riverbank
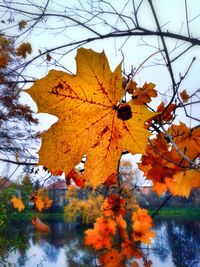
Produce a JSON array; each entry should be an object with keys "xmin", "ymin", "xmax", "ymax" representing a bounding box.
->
[
  {"xmin": 9, "ymin": 210, "xmax": 64, "ymax": 222},
  {"xmin": 11, "ymin": 206, "xmax": 200, "ymax": 222},
  {"xmin": 149, "ymin": 206, "xmax": 200, "ymax": 218}
]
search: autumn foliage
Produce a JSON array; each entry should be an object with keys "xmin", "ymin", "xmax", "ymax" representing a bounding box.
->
[
  {"xmin": 10, "ymin": 196, "xmax": 25, "ymax": 212},
  {"xmin": 132, "ymin": 208, "xmax": 156, "ymax": 244},
  {"xmin": 30, "ymin": 188, "xmax": 53, "ymax": 212},
  {"xmin": 9, "ymin": 47, "xmax": 199, "ymax": 265}
]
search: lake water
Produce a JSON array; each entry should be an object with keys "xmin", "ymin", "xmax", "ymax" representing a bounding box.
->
[{"xmin": 1, "ymin": 217, "xmax": 200, "ymax": 267}]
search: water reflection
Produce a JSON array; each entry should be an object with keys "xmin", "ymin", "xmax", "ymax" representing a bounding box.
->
[
  {"xmin": 146, "ymin": 219, "xmax": 200, "ymax": 267},
  {"xmin": 0, "ymin": 218, "xmax": 199, "ymax": 267}
]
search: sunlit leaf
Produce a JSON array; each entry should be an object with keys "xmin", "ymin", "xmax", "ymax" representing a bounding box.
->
[
  {"xmin": 132, "ymin": 82, "xmax": 157, "ymax": 105},
  {"xmin": 172, "ymin": 169, "xmax": 200, "ymax": 198},
  {"xmin": 27, "ymin": 48, "xmax": 153, "ymax": 187}
]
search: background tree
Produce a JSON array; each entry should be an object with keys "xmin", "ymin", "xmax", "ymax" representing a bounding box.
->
[
  {"xmin": 20, "ymin": 173, "xmax": 33, "ymax": 207},
  {"xmin": 0, "ymin": 33, "xmax": 38, "ymax": 169}
]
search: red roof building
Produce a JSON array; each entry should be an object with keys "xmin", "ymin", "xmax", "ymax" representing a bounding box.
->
[
  {"xmin": 46, "ymin": 179, "xmax": 67, "ymax": 190},
  {"xmin": 0, "ymin": 178, "xmax": 13, "ymax": 188},
  {"xmin": 46, "ymin": 179, "xmax": 67, "ymax": 208}
]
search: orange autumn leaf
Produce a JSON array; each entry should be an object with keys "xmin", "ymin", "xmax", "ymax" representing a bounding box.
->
[
  {"xmin": 121, "ymin": 242, "xmax": 142, "ymax": 259},
  {"xmin": 153, "ymin": 181, "xmax": 168, "ymax": 196},
  {"xmin": 132, "ymin": 208, "xmax": 152, "ymax": 223},
  {"xmin": 132, "ymin": 262, "xmax": 139, "ymax": 267},
  {"xmin": 145, "ymin": 101, "xmax": 176, "ymax": 128},
  {"xmin": 99, "ymin": 248, "xmax": 123, "ymax": 267},
  {"xmin": 16, "ymin": 42, "xmax": 32, "ymax": 58},
  {"xmin": 132, "ymin": 82, "xmax": 157, "ymax": 105},
  {"xmin": 34, "ymin": 196, "xmax": 45, "ymax": 211},
  {"xmin": 132, "ymin": 223, "xmax": 156, "ymax": 244},
  {"xmin": 164, "ymin": 177, "xmax": 176, "ymax": 195},
  {"xmin": 18, "ymin": 20, "xmax": 27, "ymax": 30},
  {"xmin": 180, "ymin": 89, "xmax": 189, "ymax": 102},
  {"xmin": 139, "ymin": 133, "xmax": 181, "ymax": 195},
  {"xmin": 168, "ymin": 123, "xmax": 200, "ymax": 165},
  {"xmin": 101, "ymin": 194, "xmax": 125, "ymax": 217},
  {"xmin": 116, "ymin": 214, "xmax": 129, "ymax": 242},
  {"xmin": 31, "ymin": 188, "xmax": 53, "ymax": 211},
  {"xmin": 32, "ymin": 216, "xmax": 50, "ymax": 233},
  {"xmin": 172, "ymin": 169, "xmax": 200, "ymax": 198},
  {"xmin": 66, "ymin": 169, "xmax": 85, "ymax": 188},
  {"xmin": 126, "ymin": 80, "xmax": 137, "ymax": 94},
  {"xmin": 10, "ymin": 196, "xmax": 25, "ymax": 212},
  {"xmin": 103, "ymin": 173, "xmax": 118, "ymax": 187},
  {"xmin": 0, "ymin": 53, "xmax": 8, "ymax": 67},
  {"xmin": 99, "ymin": 244, "xmax": 142, "ymax": 267},
  {"xmin": 132, "ymin": 208, "xmax": 156, "ymax": 244},
  {"xmin": 43, "ymin": 196, "xmax": 53, "ymax": 209},
  {"xmin": 116, "ymin": 214, "xmax": 127, "ymax": 230},
  {"xmin": 51, "ymin": 170, "xmax": 63, "ymax": 176},
  {"xmin": 140, "ymin": 124, "xmax": 200, "ymax": 196},
  {"xmin": 27, "ymin": 48, "xmax": 153, "ymax": 187},
  {"xmin": 85, "ymin": 216, "xmax": 117, "ymax": 250},
  {"xmin": 156, "ymin": 102, "xmax": 176, "ymax": 121}
]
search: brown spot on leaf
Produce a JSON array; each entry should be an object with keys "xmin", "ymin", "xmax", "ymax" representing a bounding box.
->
[
  {"xmin": 55, "ymin": 82, "xmax": 64, "ymax": 90},
  {"xmin": 101, "ymin": 126, "xmax": 109, "ymax": 136},
  {"xmin": 117, "ymin": 104, "xmax": 132, "ymax": 121}
]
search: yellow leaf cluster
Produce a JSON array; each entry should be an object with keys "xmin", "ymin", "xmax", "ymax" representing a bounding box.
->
[
  {"xmin": 65, "ymin": 193, "xmax": 103, "ymax": 224},
  {"xmin": 32, "ymin": 188, "xmax": 53, "ymax": 211},
  {"xmin": 10, "ymin": 196, "xmax": 25, "ymax": 212}
]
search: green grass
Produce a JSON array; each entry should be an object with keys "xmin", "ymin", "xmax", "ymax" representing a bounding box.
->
[
  {"xmin": 8, "ymin": 206, "xmax": 200, "ymax": 223},
  {"xmin": 149, "ymin": 206, "xmax": 200, "ymax": 218},
  {"xmin": 11, "ymin": 210, "xmax": 65, "ymax": 222}
]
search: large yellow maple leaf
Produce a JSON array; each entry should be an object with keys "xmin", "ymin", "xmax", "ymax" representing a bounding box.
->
[{"xmin": 27, "ymin": 48, "xmax": 153, "ymax": 187}]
